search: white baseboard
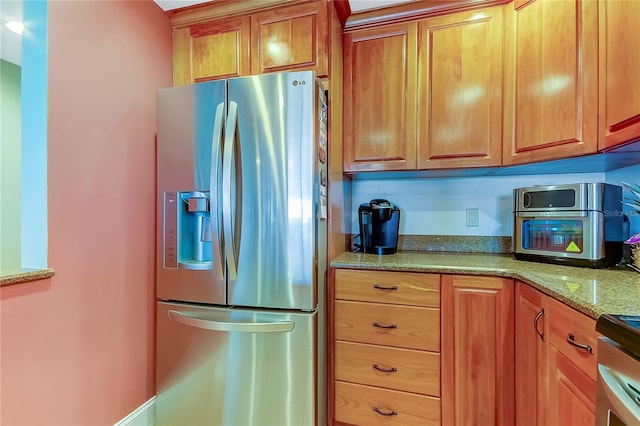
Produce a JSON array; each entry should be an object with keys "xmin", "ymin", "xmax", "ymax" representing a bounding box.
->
[{"xmin": 114, "ymin": 396, "xmax": 156, "ymax": 426}]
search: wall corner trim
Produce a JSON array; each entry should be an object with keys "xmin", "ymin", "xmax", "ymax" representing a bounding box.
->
[{"xmin": 113, "ymin": 396, "xmax": 156, "ymax": 426}]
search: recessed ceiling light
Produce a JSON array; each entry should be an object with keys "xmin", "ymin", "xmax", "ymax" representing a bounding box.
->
[{"xmin": 6, "ymin": 21, "xmax": 24, "ymax": 35}]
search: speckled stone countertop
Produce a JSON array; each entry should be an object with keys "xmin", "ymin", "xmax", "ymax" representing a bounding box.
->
[
  {"xmin": 0, "ymin": 269, "xmax": 55, "ymax": 287},
  {"xmin": 331, "ymin": 252, "xmax": 640, "ymax": 319}
]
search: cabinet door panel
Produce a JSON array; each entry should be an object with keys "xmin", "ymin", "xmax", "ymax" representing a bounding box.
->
[
  {"xmin": 173, "ymin": 18, "xmax": 250, "ymax": 86},
  {"xmin": 417, "ymin": 7, "xmax": 503, "ymax": 169},
  {"xmin": 251, "ymin": 2, "xmax": 328, "ymax": 76},
  {"xmin": 343, "ymin": 24, "xmax": 417, "ymax": 171},
  {"xmin": 599, "ymin": 0, "xmax": 640, "ymax": 149},
  {"xmin": 548, "ymin": 347, "xmax": 596, "ymax": 426},
  {"xmin": 441, "ymin": 275, "xmax": 514, "ymax": 426},
  {"xmin": 503, "ymin": 0, "xmax": 598, "ymax": 164},
  {"xmin": 515, "ymin": 282, "xmax": 548, "ymax": 426}
]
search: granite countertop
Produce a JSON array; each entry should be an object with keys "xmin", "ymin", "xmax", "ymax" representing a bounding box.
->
[
  {"xmin": 331, "ymin": 252, "xmax": 640, "ymax": 319},
  {"xmin": 0, "ymin": 269, "xmax": 55, "ymax": 286}
]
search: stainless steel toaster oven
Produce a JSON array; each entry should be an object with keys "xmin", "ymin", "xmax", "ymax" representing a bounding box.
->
[{"xmin": 513, "ymin": 183, "xmax": 625, "ymax": 268}]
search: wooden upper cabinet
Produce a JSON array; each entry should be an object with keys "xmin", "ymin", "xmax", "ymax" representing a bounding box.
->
[
  {"xmin": 250, "ymin": 2, "xmax": 328, "ymax": 76},
  {"xmin": 503, "ymin": 0, "xmax": 598, "ymax": 165},
  {"xmin": 170, "ymin": 1, "xmax": 329, "ymax": 86},
  {"xmin": 417, "ymin": 7, "xmax": 503, "ymax": 169},
  {"xmin": 599, "ymin": 0, "xmax": 640, "ymax": 150},
  {"xmin": 173, "ymin": 17, "xmax": 251, "ymax": 86},
  {"xmin": 343, "ymin": 23, "xmax": 418, "ymax": 172}
]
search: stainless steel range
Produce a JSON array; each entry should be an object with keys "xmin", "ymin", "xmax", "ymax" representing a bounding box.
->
[{"xmin": 595, "ymin": 314, "xmax": 640, "ymax": 425}]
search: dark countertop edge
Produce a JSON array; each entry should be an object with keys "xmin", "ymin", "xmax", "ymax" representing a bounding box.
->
[
  {"xmin": 0, "ymin": 269, "xmax": 55, "ymax": 286},
  {"xmin": 330, "ymin": 255, "xmax": 634, "ymax": 320}
]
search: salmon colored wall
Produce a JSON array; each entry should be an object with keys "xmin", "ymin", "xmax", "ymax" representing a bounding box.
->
[{"xmin": 0, "ymin": 1, "xmax": 172, "ymax": 424}]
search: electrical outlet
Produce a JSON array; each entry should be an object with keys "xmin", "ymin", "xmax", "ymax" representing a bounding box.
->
[{"xmin": 466, "ymin": 208, "xmax": 479, "ymax": 227}]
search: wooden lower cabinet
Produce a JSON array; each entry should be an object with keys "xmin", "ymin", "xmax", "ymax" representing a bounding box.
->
[
  {"xmin": 514, "ymin": 281, "xmax": 597, "ymax": 426},
  {"xmin": 335, "ymin": 381, "xmax": 440, "ymax": 426},
  {"xmin": 441, "ymin": 275, "xmax": 515, "ymax": 426},
  {"xmin": 333, "ymin": 269, "xmax": 440, "ymax": 425},
  {"xmin": 515, "ymin": 282, "xmax": 549, "ymax": 426}
]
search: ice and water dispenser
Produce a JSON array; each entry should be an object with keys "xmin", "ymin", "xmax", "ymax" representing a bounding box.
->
[{"xmin": 163, "ymin": 191, "xmax": 213, "ymax": 270}]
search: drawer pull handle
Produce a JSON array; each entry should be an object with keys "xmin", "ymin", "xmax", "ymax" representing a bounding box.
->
[
  {"xmin": 566, "ymin": 333, "xmax": 593, "ymax": 354},
  {"xmin": 373, "ymin": 407, "xmax": 398, "ymax": 416},
  {"xmin": 372, "ymin": 364, "xmax": 397, "ymax": 373},
  {"xmin": 373, "ymin": 284, "xmax": 398, "ymax": 291},
  {"xmin": 534, "ymin": 308, "xmax": 545, "ymax": 341},
  {"xmin": 372, "ymin": 322, "xmax": 397, "ymax": 329}
]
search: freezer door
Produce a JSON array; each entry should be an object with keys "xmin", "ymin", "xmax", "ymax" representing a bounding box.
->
[
  {"xmin": 157, "ymin": 81, "xmax": 227, "ymax": 304},
  {"xmin": 156, "ymin": 301, "xmax": 317, "ymax": 426},
  {"xmin": 224, "ymin": 71, "xmax": 325, "ymax": 310}
]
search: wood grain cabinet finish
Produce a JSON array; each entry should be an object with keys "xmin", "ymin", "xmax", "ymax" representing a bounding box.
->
[
  {"xmin": 171, "ymin": 1, "xmax": 329, "ymax": 86},
  {"xmin": 333, "ymin": 270, "xmax": 440, "ymax": 426},
  {"xmin": 441, "ymin": 275, "xmax": 515, "ymax": 426},
  {"xmin": 503, "ymin": 0, "xmax": 599, "ymax": 165},
  {"xmin": 515, "ymin": 282, "xmax": 549, "ymax": 426},
  {"xmin": 173, "ymin": 18, "xmax": 251, "ymax": 86},
  {"xmin": 250, "ymin": 2, "xmax": 328, "ymax": 76},
  {"xmin": 343, "ymin": 23, "xmax": 418, "ymax": 172},
  {"xmin": 514, "ymin": 281, "xmax": 597, "ymax": 426},
  {"xmin": 598, "ymin": 0, "xmax": 640, "ymax": 150},
  {"xmin": 417, "ymin": 6, "xmax": 504, "ymax": 169},
  {"xmin": 546, "ymin": 295, "xmax": 597, "ymax": 425}
]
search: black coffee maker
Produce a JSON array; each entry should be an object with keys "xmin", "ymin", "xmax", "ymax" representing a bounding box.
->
[{"xmin": 358, "ymin": 199, "xmax": 401, "ymax": 255}]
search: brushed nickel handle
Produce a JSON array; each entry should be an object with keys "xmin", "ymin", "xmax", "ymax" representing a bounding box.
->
[
  {"xmin": 534, "ymin": 308, "xmax": 545, "ymax": 341},
  {"xmin": 372, "ymin": 322, "xmax": 397, "ymax": 329},
  {"xmin": 372, "ymin": 364, "xmax": 397, "ymax": 373},
  {"xmin": 373, "ymin": 407, "xmax": 398, "ymax": 416},
  {"xmin": 168, "ymin": 310, "xmax": 294, "ymax": 333},
  {"xmin": 566, "ymin": 333, "xmax": 593, "ymax": 353},
  {"xmin": 372, "ymin": 284, "xmax": 398, "ymax": 291}
]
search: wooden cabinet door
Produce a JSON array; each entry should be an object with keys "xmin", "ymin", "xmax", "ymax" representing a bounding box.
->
[
  {"xmin": 250, "ymin": 2, "xmax": 328, "ymax": 76},
  {"xmin": 599, "ymin": 0, "xmax": 640, "ymax": 150},
  {"xmin": 417, "ymin": 7, "xmax": 503, "ymax": 169},
  {"xmin": 441, "ymin": 275, "xmax": 515, "ymax": 426},
  {"xmin": 547, "ymin": 347, "xmax": 596, "ymax": 426},
  {"xmin": 173, "ymin": 17, "xmax": 251, "ymax": 86},
  {"xmin": 343, "ymin": 23, "xmax": 418, "ymax": 172},
  {"xmin": 503, "ymin": 0, "xmax": 598, "ymax": 165},
  {"xmin": 515, "ymin": 282, "xmax": 548, "ymax": 426}
]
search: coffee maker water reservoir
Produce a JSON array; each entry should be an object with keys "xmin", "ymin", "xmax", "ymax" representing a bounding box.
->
[{"xmin": 358, "ymin": 199, "xmax": 400, "ymax": 255}]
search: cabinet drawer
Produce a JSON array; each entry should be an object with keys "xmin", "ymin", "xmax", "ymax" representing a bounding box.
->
[
  {"xmin": 335, "ymin": 341, "xmax": 440, "ymax": 396},
  {"xmin": 335, "ymin": 381, "xmax": 440, "ymax": 426},
  {"xmin": 335, "ymin": 300, "xmax": 439, "ymax": 351},
  {"xmin": 548, "ymin": 297, "xmax": 598, "ymax": 381},
  {"xmin": 335, "ymin": 269, "xmax": 440, "ymax": 307}
]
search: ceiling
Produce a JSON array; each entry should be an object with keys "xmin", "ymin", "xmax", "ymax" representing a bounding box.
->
[
  {"xmin": 0, "ymin": 0, "xmax": 22, "ymax": 65},
  {"xmin": 152, "ymin": 0, "xmax": 416, "ymax": 13},
  {"xmin": 0, "ymin": 0, "xmax": 415, "ymax": 66}
]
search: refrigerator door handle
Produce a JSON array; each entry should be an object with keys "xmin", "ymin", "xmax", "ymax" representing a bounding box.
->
[
  {"xmin": 167, "ymin": 310, "xmax": 295, "ymax": 333},
  {"xmin": 222, "ymin": 101, "xmax": 239, "ymax": 281},
  {"xmin": 210, "ymin": 102, "xmax": 225, "ymax": 281}
]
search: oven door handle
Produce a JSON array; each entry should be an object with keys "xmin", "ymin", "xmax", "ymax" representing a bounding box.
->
[{"xmin": 598, "ymin": 365, "xmax": 640, "ymax": 423}]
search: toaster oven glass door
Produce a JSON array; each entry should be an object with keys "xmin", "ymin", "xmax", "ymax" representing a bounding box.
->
[{"xmin": 521, "ymin": 219, "xmax": 584, "ymax": 253}]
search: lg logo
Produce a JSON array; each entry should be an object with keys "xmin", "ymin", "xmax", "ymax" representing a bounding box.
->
[{"xmin": 292, "ymin": 80, "xmax": 307, "ymax": 86}]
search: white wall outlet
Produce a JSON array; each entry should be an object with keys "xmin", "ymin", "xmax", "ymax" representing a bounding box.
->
[{"xmin": 466, "ymin": 208, "xmax": 479, "ymax": 227}]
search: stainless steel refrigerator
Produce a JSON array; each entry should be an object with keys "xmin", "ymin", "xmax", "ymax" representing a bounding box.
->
[{"xmin": 155, "ymin": 71, "xmax": 328, "ymax": 426}]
